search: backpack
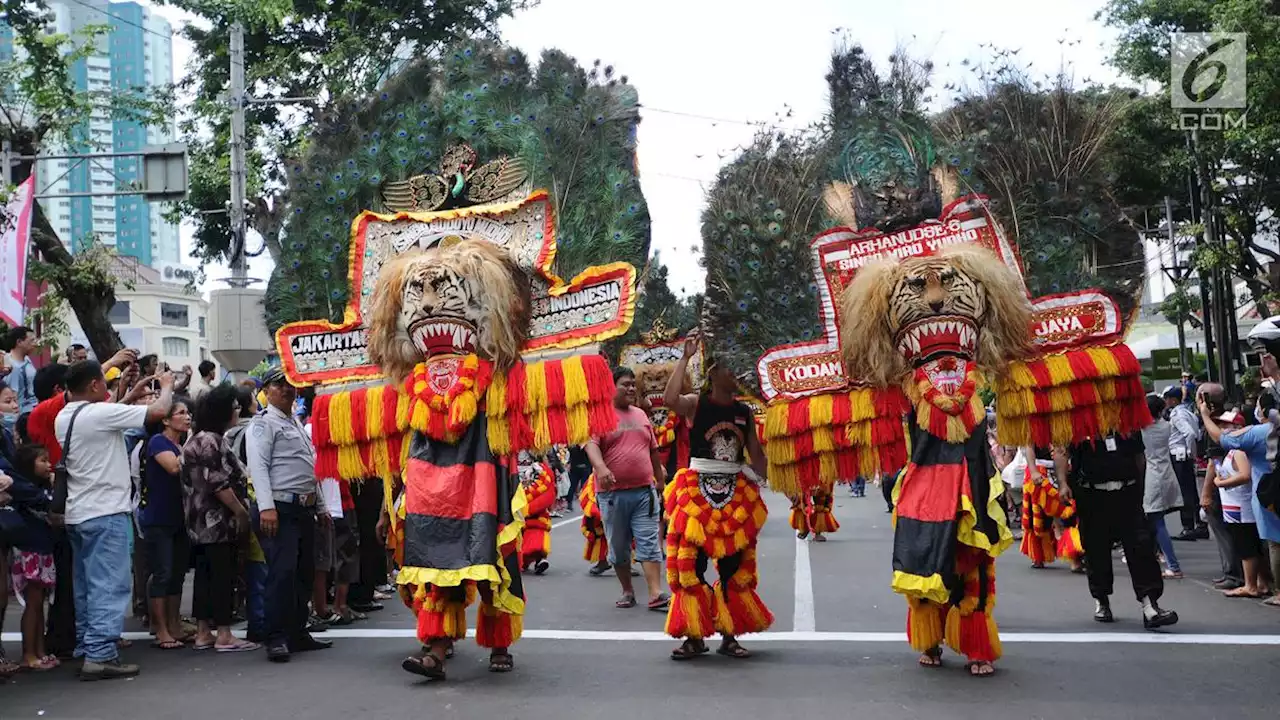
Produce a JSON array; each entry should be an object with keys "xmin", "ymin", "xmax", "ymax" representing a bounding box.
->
[{"xmin": 1259, "ymin": 467, "xmax": 1280, "ymax": 517}]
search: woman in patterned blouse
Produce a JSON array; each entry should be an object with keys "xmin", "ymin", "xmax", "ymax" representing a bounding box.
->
[{"xmin": 182, "ymin": 384, "xmax": 259, "ymax": 653}]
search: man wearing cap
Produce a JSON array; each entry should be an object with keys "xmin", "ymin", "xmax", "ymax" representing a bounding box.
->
[
  {"xmin": 1163, "ymin": 386, "xmax": 1207, "ymax": 541},
  {"xmin": 246, "ymin": 367, "xmax": 333, "ymax": 662}
]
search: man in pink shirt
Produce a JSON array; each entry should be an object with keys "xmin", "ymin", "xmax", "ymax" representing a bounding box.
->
[{"xmin": 586, "ymin": 367, "xmax": 669, "ymax": 611}]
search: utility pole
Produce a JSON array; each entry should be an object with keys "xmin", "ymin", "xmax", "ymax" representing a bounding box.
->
[
  {"xmin": 228, "ymin": 20, "xmax": 249, "ymax": 286},
  {"xmin": 1186, "ymin": 132, "xmax": 1217, "ymax": 385},
  {"xmin": 1160, "ymin": 196, "xmax": 1191, "ymax": 374}
]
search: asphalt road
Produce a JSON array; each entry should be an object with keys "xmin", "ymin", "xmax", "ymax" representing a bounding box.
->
[{"xmin": 3, "ymin": 487, "xmax": 1279, "ymax": 720}]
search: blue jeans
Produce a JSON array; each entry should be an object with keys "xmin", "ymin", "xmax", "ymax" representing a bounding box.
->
[
  {"xmin": 598, "ymin": 486, "xmax": 662, "ymax": 565},
  {"xmin": 1147, "ymin": 511, "xmax": 1181, "ymax": 573},
  {"xmin": 68, "ymin": 513, "xmax": 134, "ymax": 662}
]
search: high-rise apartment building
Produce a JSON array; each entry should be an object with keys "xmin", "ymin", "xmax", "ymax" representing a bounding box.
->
[{"xmin": 6, "ymin": 0, "xmax": 179, "ymax": 266}]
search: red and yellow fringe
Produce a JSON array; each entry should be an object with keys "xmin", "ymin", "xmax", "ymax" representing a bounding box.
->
[
  {"xmin": 996, "ymin": 344, "xmax": 1151, "ymax": 448},
  {"xmin": 310, "ymin": 354, "xmax": 617, "ymax": 481},
  {"xmin": 789, "ymin": 489, "xmax": 839, "ymax": 535},
  {"xmin": 1019, "ymin": 469, "xmax": 1069, "ymax": 565},
  {"xmin": 579, "ymin": 475, "xmax": 608, "ymax": 564},
  {"xmin": 762, "ymin": 387, "xmax": 910, "ymax": 499}
]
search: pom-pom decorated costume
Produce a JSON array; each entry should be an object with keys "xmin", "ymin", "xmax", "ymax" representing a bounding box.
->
[
  {"xmin": 579, "ymin": 475, "xmax": 609, "ymax": 566},
  {"xmin": 1016, "ymin": 450, "xmax": 1076, "ymax": 568},
  {"xmin": 660, "ymin": 340, "xmax": 774, "ymax": 659},
  {"xmin": 790, "ymin": 487, "xmax": 840, "ymax": 539},
  {"xmin": 517, "ymin": 451, "xmax": 556, "ymax": 574}
]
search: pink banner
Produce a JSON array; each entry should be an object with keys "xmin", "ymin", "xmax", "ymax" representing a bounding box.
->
[{"xmin": 0, "ymin": 176, "xmax": 35, "ymax": 327}]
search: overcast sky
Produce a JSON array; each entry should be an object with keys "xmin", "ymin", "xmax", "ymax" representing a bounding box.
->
[{"xmin": 157, "ymin": 0, "xmax": 1123, "ymax": 299}]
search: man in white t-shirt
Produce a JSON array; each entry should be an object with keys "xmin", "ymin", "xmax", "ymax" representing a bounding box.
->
[{"xmin": 55, "ymin": 359, "xmax": 174, "ymax": 681}]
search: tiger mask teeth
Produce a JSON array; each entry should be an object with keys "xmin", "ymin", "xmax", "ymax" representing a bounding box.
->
[{"xmin": 894, "ymin": 315, "xmax": 979, "ymax": 364}]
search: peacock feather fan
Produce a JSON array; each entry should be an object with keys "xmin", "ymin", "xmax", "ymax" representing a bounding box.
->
[
  {"xmin": 935, "ymin": 73, "xmax": 1145, "ymax": 316},
  {"xmin": 266, "ymin": 40, "xmax": 651, "ymax": 331},
  {"xmin": 698, "ymin": 129, "xmax": 828, "ymax": 395}
]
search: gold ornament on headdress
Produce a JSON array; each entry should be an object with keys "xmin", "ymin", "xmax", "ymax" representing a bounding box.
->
[
  {"xmin": 640, "ymin": 317, "xmax": 679, "ymax": 345},
  {"xmin": 381, "ymin": 143, "xmax": 529, "ymax": 213}
]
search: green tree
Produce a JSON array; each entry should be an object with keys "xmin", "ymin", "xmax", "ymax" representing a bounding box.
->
[
  {"xmin": 0, "ymin": 0, "xmax": 171, "ymax": 357},
  {"xmin": 167, "ymin": 0, "xmax": 529, "ymax": 275},
  {"xmin": 1100, "ymin": 0, "xmax": 1280, "ymax": 316}
]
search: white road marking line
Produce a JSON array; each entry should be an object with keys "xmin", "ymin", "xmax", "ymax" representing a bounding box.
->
[
  {"xmin": 793, "ymin": 536, "xmax": 816, "ymax": 632},
  {"xmin": 551, "ymin": 514, "xmax": 583, "ymax": 529},
  {"xmin": 22, "ymin": 629, "xmax": 1276, "ymax": 645}
]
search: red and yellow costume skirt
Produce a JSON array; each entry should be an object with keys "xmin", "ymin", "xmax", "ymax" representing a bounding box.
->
[
  {"xmin": 520, "ymin": 465, "xmax": 556, "ymax": 567},
  {"xmin": 1019, "ymin": 468, "xmax": 1068, "ymax": 566},
  {"xmin": 663, "ymin": 468, "xmax": 773, "ymax": 640},
  {"xmin": 789, "ymin": 484, "xmax": 839, "ymax": 536},
  {"xmin": 396, "ymin": 419, "xmax": 526, "ymax": 649},
  {"xmin": 579, "ymin": 475, "xmax": 608, "ymax": 564},
  {"xmin": 892, "ymin": 425, "xmax": 1013, "ymax": 663}
]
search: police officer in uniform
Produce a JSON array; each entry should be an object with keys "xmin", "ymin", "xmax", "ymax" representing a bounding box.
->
[{"xmin": 246, "ymin": 367, "xmax": 333, "ymax": 662}]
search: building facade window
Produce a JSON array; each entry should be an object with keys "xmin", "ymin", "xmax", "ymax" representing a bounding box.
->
[
  {"xmin": 197, "ymin": 316, "xmax": 206, "ymax": 338},
  {"xmin": 108, "ymin": 301, "xmax": 130, "ymax": 324},
  {"xmin": 160, "ymin": 301, "xmax": 188, "ymax": 327},
  {"xmin": 161, "ymin": 337, "xmax": 189, "ymax": 358}
]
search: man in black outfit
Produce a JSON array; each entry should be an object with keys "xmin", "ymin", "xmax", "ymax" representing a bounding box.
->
[{"xmin": 1054, "ymin": 432, "xmax": 1178, "ymax": 629}]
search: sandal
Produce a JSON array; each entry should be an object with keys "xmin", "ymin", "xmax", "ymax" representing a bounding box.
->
[
  {"xmin": 0, "ymin": 659, "xmax": 20, "ymax": 678},
  {"xmin": 670, "ymin": 638, "xmax": 708, "ymax": 661},
  {"xmin": 615, "ymin": 593, "xmax": 637, "ymax": 609},
  {"xmin": 488, "ymin": 652, "xmax": 514, "ymax": 673},
  {"xmin": 1262, "ymin": 595, "xmax": 1280, "ymax": 607},
  {"xmin": 648, "ymin": 592, "xmax": 671, "ymax": 612},
  {"xmin": 21, "ymin": 657, "xmax": 59, "ymax": 672},
  {"xmin": 1162, "ymin": 569, "xmax": 1184, "ymax": 579},
  {"xmin": 918, "ymin": 647, "xmax": 943, "ymax": 668},
  {"xmin": 588, "ymin": 564, "xmax": 611, "ymax": 577},
  {"xmin": 813, "ymin": 534, "xmax": 827, "ymax": 543},
  {"xmin": 402, "ymin": 652, "xmax": 446, "ymax": 680},
  {"xmin": 216, "ymin": 640, "xmax": 262, "ymax": 653},
  {"xmin": 39, "ymin": 655, "xmax": 61, "ymax": 668},
  {"xmin": 717, "ymin": 640, "xmax": 752, "ymax": 659},
  {"xmin": 966, "ymin": 660, "xmax": 996, "ymax": 677},
  {"xmin": 1224, "ymin": 587, "xmax": 1264, "ymax": 598},
  {"xmin": 151, "ymin": 639, "xmax": 186, "ymax": 650}
]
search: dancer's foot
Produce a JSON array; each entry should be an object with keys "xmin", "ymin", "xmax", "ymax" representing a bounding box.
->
[
  {"xmin": 966, "ymin": 660, "xmax": 996, "ymax": 677},
  {"xmin": 918, "ymin": 647, "xmax": 943, "ymax": 668},
  {"xmin": 813, "ymin": 533, "xmax": 826, "ymax": 543},
  {"xmin": 796, "ymin": 531, "xmax": 809, "ymax": 540},
  {"xmin": 401, "ymin": 651, "xmax": 446, "ymax": 680},
  {"xmin": 534, "ymin": 560, "xmax": 550, "ymax": 575},
  {"xmin": 670, "ymin": 638, "xmax": 708, "ymax": 660},
  {"xmin": 588, "ymin": 563, "xmax": 611, "ymax": 576},
  {"xmin": 488, "ymin": 649, "xmax": 514, "ymax": 673},
  {"xmin": 1031, "ymin": 561, "xmax": 1045, "ymax": 569},
  {"xmin": 716, "ymin": 638, "xmax": 751, "ymax": 659}
]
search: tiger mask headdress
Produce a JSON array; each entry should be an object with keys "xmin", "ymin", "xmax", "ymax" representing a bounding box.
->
[
  {"xmin": 839, "ymin": 244, "xmax": 1032, "ymax": 393},
  {"xmin": 367, "ymin": 239, "xmax": 532, "ymax": 384}
]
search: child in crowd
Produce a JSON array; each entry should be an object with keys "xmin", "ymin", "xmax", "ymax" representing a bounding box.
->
[
  {"xmin": 1207, "ymin": 410, "xmax": 1272, "ymax": 598},
  {"xmin": 7, "ymin": 444, "xmax": 58, "ymax": 670}
]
